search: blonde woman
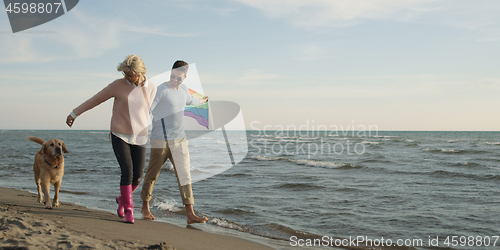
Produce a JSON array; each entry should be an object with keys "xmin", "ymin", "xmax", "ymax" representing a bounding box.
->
[{"xmin": 66, "ymin": 55, "xmax": 157, "ymax": 223}]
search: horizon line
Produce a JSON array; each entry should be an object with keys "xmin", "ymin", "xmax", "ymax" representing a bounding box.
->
[{"xmin": 1, "ymin": 129, "xmax": 499, "ymax": 132}]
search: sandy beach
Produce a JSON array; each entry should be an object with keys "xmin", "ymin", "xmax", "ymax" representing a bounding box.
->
[{"xmin": 0, "ymin": 187, "xmax": 274, "ymax": 250}]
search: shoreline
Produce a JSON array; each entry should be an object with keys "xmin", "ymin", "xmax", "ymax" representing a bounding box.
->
[{"xmin": 0, "ymin": 187, "xmax": 276, "ymax": 250}]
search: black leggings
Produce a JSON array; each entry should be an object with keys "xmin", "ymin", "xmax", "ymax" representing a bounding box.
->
[{"xmin": 110, "ymin": 133, "xmax": 146, "ymax": 186}]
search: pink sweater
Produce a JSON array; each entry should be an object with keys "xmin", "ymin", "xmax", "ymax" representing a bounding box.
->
[{"xmin": 73, "ymin": 78, "xmax": 157, "ymax": 136}]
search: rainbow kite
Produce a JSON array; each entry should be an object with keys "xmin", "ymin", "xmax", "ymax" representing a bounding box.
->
[{"xmin": 184, "ymin": 88, "xmax": 209, "ymax": 129}]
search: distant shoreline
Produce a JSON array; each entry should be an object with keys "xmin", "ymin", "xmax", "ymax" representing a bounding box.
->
[{"xmin": 1, "ymin": 129, "xmax": 500, "ymax": 132}]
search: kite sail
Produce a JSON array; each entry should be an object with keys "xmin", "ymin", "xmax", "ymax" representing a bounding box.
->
[{"xmin": 184, "ymin": 88, "xmax": 209, "ymax": 129}]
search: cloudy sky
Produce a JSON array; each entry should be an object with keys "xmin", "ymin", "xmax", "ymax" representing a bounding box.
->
[{"xmin": 0, "ymin": 0, "xmax": 499, "ymax": 131}]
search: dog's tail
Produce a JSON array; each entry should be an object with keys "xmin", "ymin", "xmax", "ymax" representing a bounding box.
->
[{"xmin": 28, "ymin": 136, "xmax": 45, "ymax": 145}]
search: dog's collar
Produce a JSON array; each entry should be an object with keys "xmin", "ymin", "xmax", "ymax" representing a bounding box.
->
[{"xmin": 44, "ymin": 156, "xmax": 59, "ymax": 169}]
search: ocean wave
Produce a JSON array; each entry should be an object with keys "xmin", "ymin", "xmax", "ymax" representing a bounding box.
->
[
  {"xmin": 259, "ymin": 223, "xmax": 322, "ymax": 240},
  {"xmin": 2, "ymin": 154, "xmax": 32, "ymax": 160},
  {"xmin": 249, "ymin": 134, "xmax": 274, "ymax": 138},
  {"xmin": 251, "ymin": 138, "xmax": 281, "ymax": 143},
  {"xmin": 429, "ymin": 170, "xmax": 474, "ymax": 178},
  {"xmin": 335, "ymin": 187, "xmax": 360, "ymax": 193},
  {"xmin": 275, "ymin": 135, "xmax": 295, "ymax": 139},
  {"xmin": 59, "ymin": 190, "xmax": 88, "ymax": 195},
  {"xmin": 276, "ymin": 183, "xmax": 325, "ymax": 191},
  {"xmin": 295, "ymin": 159, "xmax": 363, "ymax": 169},
  {"xmin": 391, "ymin": 139, "xmax": 408, "ymax": 143},
  {"xmin": 153, "ymin": 197, "xmax": 181, "ymax": 212},
  {"xmin": 428, "ymin": 170, "xmax": 500, "ymax": 182},
  {"xmin": 295, "ymin": 140, "xmax": 317, "ymax": 143},
  {"xmin": 191, "ymin": 168, "xmax": 211, "ymax": 174},
  {"xmin": 297, "ymin": 137, "xmax": 319, "ymax": 140},
  {"xmin": 277, "ymin": 139, "xmax": 296, "ymax": 143},
  {"xmin": 250, "ymin": 155, "xmax": 283, "ymax": 161},
  {"xmin": 252, "ymin": 138, "xmax": 270, "ymax": 142},
  {"xmin": 208, "ymin": 217, "xmax": 249, "ymax": 232},
  {"xmin": 161, "ymin": 162, "xmax": 174, "ymax": 171},
  {"xmin": 197, "ymin": 164, "xmax": 232, "ymax": 173},
  {"xmin": 423, "ymin": 148, "xmax": 489, "ymax": 154},
  {"xmin": 339, "ymin": 163, "xmax": 364, "ymax": 169},
  {"xmin": 293, "ymin": 159, "xmax": 343, "ymax": 168},
  {"xmin": 361, "ymin": 141, "xmax": 381, "ymax": 145},
  {"xmin": 422, "ymin": 148, "xmax": 442, "ymax": 152},
  {"xmin": 213, "ymin": 208, "xmax": 255, "ymax": 216},
  {"xmin": 477, "ymin": 158, "xmax": 500, "ymax": 163},
  {"xmin": 362, "ymin": 159, "xmax": 394, "ymax": 164},
  {"xmin": 250, "ymin": 155, "xmax": 363, "ymax": 169},
  {"xmin": 1, "ymin": 165, "xmax": 23, "ymax": 171},
  {"xmin": 448, "ymin": 162, "xmax": 485, "ymax": 168},
  {"xmin": 484, "ymin": 142, "xmax": 500, "ymax": 145},
  {"xmin": 486, "ymin": 175, "xmax": 500, "ymax": 181},
  {"xmin": 222, "ymin": 173, "xmax": 251, "ymax": 178},
  {"xmin": 207, "ymin": 217, "xmax": 313, "ymax": 241}
]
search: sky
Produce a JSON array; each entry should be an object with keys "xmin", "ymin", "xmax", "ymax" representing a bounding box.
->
[{"xmin": 0, "ymin": 0, "xmax": 499, "ymax": 131}]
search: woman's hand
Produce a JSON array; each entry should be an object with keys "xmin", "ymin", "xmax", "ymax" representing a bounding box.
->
[
  {"xmin": 200, "ymin": 96, "xmax": 209, "ymax": 104},
  {"xmin": 66, "ymin": 115, "xmax": 75, "ymax": 127}
]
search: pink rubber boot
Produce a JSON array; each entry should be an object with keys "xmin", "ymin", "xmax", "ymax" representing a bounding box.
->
[
  {"xmin": 120, "ymin": 185, "xmax": 134, "ymax": 223},
  {"xmin": 117, "ymin": 185, "xmax": 138, "ymax": 218}
]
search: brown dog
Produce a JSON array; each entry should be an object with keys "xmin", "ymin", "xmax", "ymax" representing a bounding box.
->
[{"xmin": 29, "ymin": 136, "xmax": 68, "ymax": 209}]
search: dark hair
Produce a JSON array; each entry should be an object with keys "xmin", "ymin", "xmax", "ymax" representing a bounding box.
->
[{"xmin": 172, "ymin": 60, "xmax": 189, "ymax": 73}]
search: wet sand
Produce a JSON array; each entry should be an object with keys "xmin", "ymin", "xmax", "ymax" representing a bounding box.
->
[{"xmin": 0, "ymin": 187, "xmax": 274, "ymax": 250}]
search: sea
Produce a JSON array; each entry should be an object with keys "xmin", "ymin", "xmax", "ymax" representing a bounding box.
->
[{"xmin": 1, "ymin": 130, "xmax": 499, "ymax": 250}]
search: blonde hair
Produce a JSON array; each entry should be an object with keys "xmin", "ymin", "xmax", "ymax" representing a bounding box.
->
[{"xmin": 117, "ymin": 54, "xmax": 146, "ymax": 75}]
